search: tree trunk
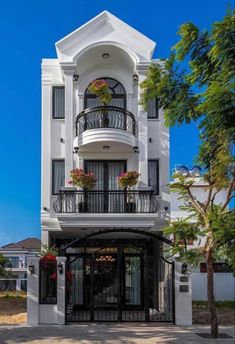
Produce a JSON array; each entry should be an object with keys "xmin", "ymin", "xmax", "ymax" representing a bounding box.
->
[{"xmin": 206, "ymin": 248, "xmax": 218, "ymax": 338}]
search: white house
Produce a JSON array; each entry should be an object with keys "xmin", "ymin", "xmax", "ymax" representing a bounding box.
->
[
  {"xmin": 171, "ymin": 165, "xmax": 235, "ymax": 301},
  {"xmin": 0, "ymin": 238, "xmax": 41, "ymax": 291},
  {"xmin": 27, "ymin": 11, "xmax": 192, "ymax": 326}
]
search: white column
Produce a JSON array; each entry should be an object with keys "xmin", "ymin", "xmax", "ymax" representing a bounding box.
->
[
  {"xmin": 27, "ymin": 257, "xmax": 40, "ymax": 325},
  {"xmin": 137, "ymin": 74, "xmax": 148, "ymax": 186},
  {"xmin": 57, "ymin": 256, "xmax": 67, "ymax": 325},
  {"xmin": 174, "ymin": 262, "xmax": 192, "ymax": 325},
  {"xmin": 64, "ymin": 69, "xmax": 75, "ymax": 185}
]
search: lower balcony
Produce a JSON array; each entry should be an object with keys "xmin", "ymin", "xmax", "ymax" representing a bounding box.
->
[{"xmin": 53, "ymin": 190, "xmax": 159, "ymax": 214}]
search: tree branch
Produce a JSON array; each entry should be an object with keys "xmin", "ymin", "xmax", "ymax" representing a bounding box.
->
[{"xmin": 221, "ymin": 178, "xmax": 235, "ymax": 212}]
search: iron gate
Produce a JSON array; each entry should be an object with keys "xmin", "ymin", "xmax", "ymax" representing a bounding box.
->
[{"xmin": 66, "ymin": 250, "xmax": 174, "ymax": 322}]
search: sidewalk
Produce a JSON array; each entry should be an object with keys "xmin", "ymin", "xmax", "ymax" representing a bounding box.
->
[{"xmin": 0, "ymin": 323, "xmax": 234, "ymax": 344}]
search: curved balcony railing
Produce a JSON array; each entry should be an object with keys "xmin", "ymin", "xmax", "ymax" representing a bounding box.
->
[
  {"xmin": 53, "ymin": 190, "xmax": 159, "ymax": 214},
  {"xmin": 74, "ymin": 106, "xmax": 137, "ymax": 137}
]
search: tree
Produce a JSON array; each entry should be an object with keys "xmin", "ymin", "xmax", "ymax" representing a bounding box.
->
[
  {"xmin": 140, "ymin": 10, "xmax": 235, "ymax": 338},
  {"xmin": 0, "ymin": 254, "xmax": 10, "ymax": 277}
]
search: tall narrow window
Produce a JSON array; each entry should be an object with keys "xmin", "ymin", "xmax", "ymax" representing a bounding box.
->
[
  {"xmin": 52, "ymin": 86, "xmax": 65, "ymax": 119},
  {"xmin": 52, "ymin": 160, "xmax": 65, "ymax": 194},
  {"xmin": 147, "ymin": 98, "xmax": 159, "ymax": 119},
  {"xmin": 148, "ymin": 160, "xmax": 159, "ymax": 194}
]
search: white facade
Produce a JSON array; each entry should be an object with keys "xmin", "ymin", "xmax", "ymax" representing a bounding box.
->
[
  {"xmin": 41, "ymin": 11, "xmax": 169, "ymax": 242},
  {"xmin": 31, "ymin": 11, "xmax": 192, "ymax": 326}
]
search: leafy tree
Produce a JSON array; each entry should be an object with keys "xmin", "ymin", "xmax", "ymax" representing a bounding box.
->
[
  {"xmin": 140, "ymin": 10, "xmax": 235, "ymax": 338},
  {"xmin": 0, "ymin": 254, "xmax": 11, "ymax": 277}
]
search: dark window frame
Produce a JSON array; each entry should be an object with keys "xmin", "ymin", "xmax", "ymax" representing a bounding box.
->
[
  {"xmin": 147, "ymin": 98, "xmax": 159, "ymax": 119},
  {"xmin": 52, "ymin": 86, "xmax": 65, "ymax": 119},
  {"xmin": 84, "ymin": 160, "xmax": 127, "ymax": 191},
  {"xmin": 52, "ymin": 159, "xmax": 65, "ymax": 195},
  {"xmin": 148, "ymin": 159, "xmax": 160, "ymax": 195},
  {"xmin": 84, "ymin": 78, "xmax": 126, "ymax": 110}
]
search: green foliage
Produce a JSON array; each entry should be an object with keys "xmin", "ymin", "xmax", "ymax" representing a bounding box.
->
[
  {"xmin": 0, "ymin": 254, "xmax": 11, "ymax": 277},
  {"xmin": 39, "ymin": 244, "xmax": 58, "ymax": 257},
  {"xmin": 193, "ymin": 300, "xmax": 235, "ymax": 309}
]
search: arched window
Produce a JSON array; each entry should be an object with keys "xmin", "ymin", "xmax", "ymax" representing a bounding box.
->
[{"xmin": 84, "ymin": 77, "xmax": 126, "ymax": 109}]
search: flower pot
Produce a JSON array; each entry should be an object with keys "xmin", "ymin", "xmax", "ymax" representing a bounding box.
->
[
  {"xmin": 79, "ymin": 202, "xmax": 88, "ymax": 213},
  {"xmin": 125, "ymin": 202, "xmax": 136, "ymax": 213}
]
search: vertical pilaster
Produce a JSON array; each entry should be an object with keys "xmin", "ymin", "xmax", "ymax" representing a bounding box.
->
[
  {"xmin": 64, "ymin": 70, "xmax": 75, "ymax": 184},
  {"xmin": 57, "ymin": 256, "xmax": 67, "ymax": 325},
  {"xmin": 137, "ymin": 73, "xmax": 148, "ymax": 186},
  {"xmin": 174, "ymin": 262, "xmax": 192, "ymax": 325},
  {"xmin": 27, "ymin": 257, "xmax": 40, "ymax": 325}
]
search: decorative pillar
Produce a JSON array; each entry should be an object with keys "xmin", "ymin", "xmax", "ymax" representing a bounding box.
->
[
  {"xmin": 64, "ymin": 69, "xmax": 75, "ymax": 184},
  {"xmin": 174, "ymin": 262, "xmax": 192, "ymax": 325},
  {"xmin": 137, "ymin": 73, "xmax": 148, "ymax": 186},
  {"xmin": 57, "ymin": 256, "xmax": 67, "ymax": 325},
  {"xmin": 27, "ymin": 256, "xmax": 40, "ymax": 325}
]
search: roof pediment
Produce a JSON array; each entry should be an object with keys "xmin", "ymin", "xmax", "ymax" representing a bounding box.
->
[{"xmin": 55, "ymin": 11, "xmax": 156, "ymax": 65}]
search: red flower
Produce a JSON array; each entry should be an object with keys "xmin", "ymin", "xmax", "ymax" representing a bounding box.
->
[{"xmin": 50, "ymin": 272, "xmax": 57, "ymax": 280}]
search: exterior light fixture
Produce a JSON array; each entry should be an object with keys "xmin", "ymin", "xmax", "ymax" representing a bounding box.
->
[
  {"xmin": 73, "ymin": 146, "xmax": 79, "ymax": 154},
  {"xmin": 133, "ymin": 73, "xmax": 139, "ymax": 82},
  {"xmin": 57, "ymin": 262, "xmax": 63, "ymax": 275},
  {"xmin": 102, "ymin": 53, "xmax": 110, "ymax": 59},
  {"xmin": 102, "ymin": 145, "xmax": 110, "ymax": 150},
  {"xmin": 73, "ymin": 74, "xmax": 79, "ymax": 82},
  {"xmin": 28, "ymin": 264, "xmax": 35, "ymax": 275},
  {"xmin": 133, "ymin": 146, "xmax": 139, "ymax": 153},
  {"xmin": 181, "ymin": 263, "xmax": 188, "ymax": 275}
]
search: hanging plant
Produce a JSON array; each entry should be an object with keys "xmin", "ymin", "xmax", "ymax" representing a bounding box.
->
[
  {"xmin": 68, "ymin": 168, "xmax": 96, "ymax": 190},
  {"xmin": 39, "ymin": 245, "xmax": 58, "ymax": 268},
  {"xmin": 88, "ymin": 79, "xmax": 112, "ymax": 106}
]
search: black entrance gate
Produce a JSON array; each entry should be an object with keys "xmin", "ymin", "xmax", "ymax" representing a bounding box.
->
[{"xmin": 66, "ymin": 245, "xmax": 174, "ymax": 322}]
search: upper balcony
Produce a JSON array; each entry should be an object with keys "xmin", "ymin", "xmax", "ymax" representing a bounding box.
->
[{"xmin": 74, "ymin": 106, "xmax": 137, "ymax": 151}]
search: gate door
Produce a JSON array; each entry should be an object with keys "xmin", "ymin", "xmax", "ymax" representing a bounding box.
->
[{"xmin": 93, "ymin": 252, "xmax": 119, "ymax": 321}]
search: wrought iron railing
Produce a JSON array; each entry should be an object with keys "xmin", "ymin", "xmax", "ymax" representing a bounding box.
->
[
  {"xmin": 53, "ymin": 190, "xmax": 159, "ymax": 214},
  {"xmin": 74, "ymin": 106, "xmax": 137, "ymax": 137}
]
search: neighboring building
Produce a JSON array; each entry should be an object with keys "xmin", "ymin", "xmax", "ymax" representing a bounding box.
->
[
  {"xmin": 171, "ymin": 165, "xmax": 235, "ymax": 301},
  {"xmin": 0, "ymin": 238, "xmax": 41, "ymax": 291},
  {"xmin": 27, "ymin": 11, "xmax": 191, "ymax": 326}
]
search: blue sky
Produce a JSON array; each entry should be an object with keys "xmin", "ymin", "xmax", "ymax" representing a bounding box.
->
[{"xmin": 0, "ymin": 0, "xmax": 231, "ymax": 246}]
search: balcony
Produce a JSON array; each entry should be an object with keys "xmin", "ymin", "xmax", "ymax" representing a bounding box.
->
[
  {"xmin": 53, "ymin": 190, "xmax": 159, "ymax": 214},
  {"xmin": 74, "ymin": 106, "xmax": 137, "ymax": 151}
]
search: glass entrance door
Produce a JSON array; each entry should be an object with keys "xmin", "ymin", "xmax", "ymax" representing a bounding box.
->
[{"xmin": 85, "ymin": 160, "xmax": 126, "ymax": 212}]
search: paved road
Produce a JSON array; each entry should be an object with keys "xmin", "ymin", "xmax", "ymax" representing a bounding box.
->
[{"xmin": 0, "ymin": 324, "xmax": 234, "ymax": 344}]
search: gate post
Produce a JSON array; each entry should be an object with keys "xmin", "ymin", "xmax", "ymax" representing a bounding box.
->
[
  {"xmin": 57, "ymin": 256, "xmax": 67, "ymax": 325},
  {"xmin": 174, "ymin": 262, "xmax": 192, "ymax": 325},
  {"xmin": 27, "ymin": 256, "xmax": 40, "ymax": 325}
]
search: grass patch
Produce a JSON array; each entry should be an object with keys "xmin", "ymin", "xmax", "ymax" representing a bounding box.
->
[
  {"xmin": 193, "ymin": 300, "xmax": 235, "ymax": 309},
  {"xmin": 0, "ymin": 291, "xmax": 26, "ymax": 299}
]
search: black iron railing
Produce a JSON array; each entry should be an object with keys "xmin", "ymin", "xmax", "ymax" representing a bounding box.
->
[
  {"xmin": 53, "ymin": 190, "xmax": 159, "ymax": 214},
  {"xmin": 74, "ymin": 106, "xmax": 137, "ymax": 137}
]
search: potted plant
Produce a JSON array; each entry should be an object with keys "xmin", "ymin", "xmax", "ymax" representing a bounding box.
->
[
  {"xmin": 69, "ymin": 168, "xmax": 96, "ymax": 212},
  {"xmin": 117, "ymin": 171, "xmax": 140, "ymax": 213},
  {"xmin": 88, "ymin": 79, "xmax": 112, "ymax": 127}
]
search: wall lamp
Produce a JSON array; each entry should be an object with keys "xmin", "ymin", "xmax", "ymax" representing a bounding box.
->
[
  {"xmin": 73, "ymin": 146, "xmax": 79, "ymax": 154},
  {"xmin": 133, "ymin": 73, "xmax": 139, "ymax": 82},
  {"xmin": 133, "ymin": 146, "xmax": 139, "ymax": 153},
  {"xmin": 181, "ymin": 263, "xmax": 188, "ymax": 275},
  {"xmin": 28, "ymin": 264, "xmax": 35, "ymax": 275},
  {"xmin": 73, "ymin": 74, "xmax": 79, "ymax": 82},
  {"xmin": 57, "ymin": 262, "xmax": 64, "ymax": 275}
]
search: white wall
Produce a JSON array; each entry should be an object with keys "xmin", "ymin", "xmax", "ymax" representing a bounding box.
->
[{"xmin": 192, "ymin": 272, "xmax": 235, "ymax": 301}]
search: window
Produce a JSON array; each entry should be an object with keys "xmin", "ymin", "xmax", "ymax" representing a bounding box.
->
[
  {"xmin": 39, "ymin": 261, "xmax": 57, "ymax": 304},
  {"xmin": 148, "ymin": 160, "xmax": 159, "ymax": 194},
  {"xmin": 4, "ymin": 257, "xmax": 19, "ymax": 268},
  {"xmin": 200, "ymin": 262, "xmax": 232, "ymax": 273},
  {"xmin": 52, "ymin": 86, "xmax": 65, "ymax": 119},
  {"xmin": 52, "ymin": 160, "xmax": 65, "ymax": 194},
  {"xmin": 147, "ymin": 98, "xmax": 159, "ymax": 119}
]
